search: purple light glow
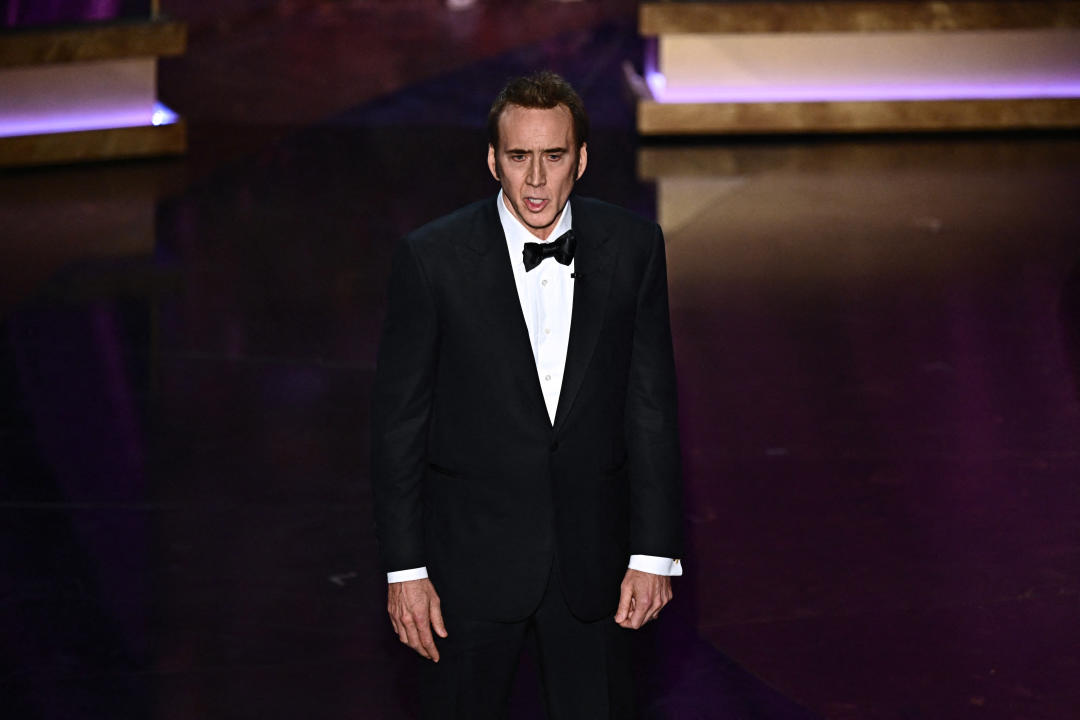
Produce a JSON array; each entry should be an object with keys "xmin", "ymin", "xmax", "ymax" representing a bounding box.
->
[
  {"xmin": 645, "ymin": 72, "xmax": 1080, "ymax": 104},
  {"xmin": 0, "ymin": 102, "xmax": 178, "ymax": 139},
  {"xmin": 4, "ymin": 0, "xmax": 125, "ymax": 29}
]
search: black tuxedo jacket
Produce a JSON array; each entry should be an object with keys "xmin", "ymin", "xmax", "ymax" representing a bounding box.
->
[{"xmin": 371, "ymin": 194, "xmax": 682, "ymax": 623}]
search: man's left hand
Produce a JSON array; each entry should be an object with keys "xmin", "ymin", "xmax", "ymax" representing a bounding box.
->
[{"xmin": 615, "ymin": 569, "xmax": 672, "ymax": 629}]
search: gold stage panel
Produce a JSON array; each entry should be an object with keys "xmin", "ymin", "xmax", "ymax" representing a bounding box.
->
[
  {"xmin": 638, "ymin": 1, "xmax": 1080, "ymax": 135},
  {"xmin": 640, "ymin": 1, "xmax": 1080, "ymax": 34},
  {"xmin": 0, "ymin": 19, "xmax": 186, "ymax": 67},
  {"xmin": 636, "ymin": 138, "xmax": 1080, "ymax": 294},
  {"xmin": 639, "ymin": 98, "xmax": 1080, "ymax": 135},
  {"xmin": 0, "ymin": 120, "xmax": 186, "ymax": 167},
  {"xmin": 0, "ymin": 19, "xmax": 186, "ymax": 166}
]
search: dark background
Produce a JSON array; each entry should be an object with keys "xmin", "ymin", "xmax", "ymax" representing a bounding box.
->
[{"xmin": 2, "ymin": 2, "xmax": 1079, "ymax": 718}]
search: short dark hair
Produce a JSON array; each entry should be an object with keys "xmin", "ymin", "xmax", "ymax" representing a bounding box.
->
[{"xmin": 487, "ymin": 71, "xmax": 589, "ymax": 151}]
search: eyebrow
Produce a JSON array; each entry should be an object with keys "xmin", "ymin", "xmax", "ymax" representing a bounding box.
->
[{"xmin": 504, "ymin": 147, "xmax": 568, "ymax": 155}]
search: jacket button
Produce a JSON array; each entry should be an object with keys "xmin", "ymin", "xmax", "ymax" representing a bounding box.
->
[{"xmin": 549, "ymin": 441, "xmax": 559, "ymax": 452}]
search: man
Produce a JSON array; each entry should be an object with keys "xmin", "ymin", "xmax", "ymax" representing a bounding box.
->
[{"xmin": 371, "ymin": 71, "xmax": 683, "ymax": 719}]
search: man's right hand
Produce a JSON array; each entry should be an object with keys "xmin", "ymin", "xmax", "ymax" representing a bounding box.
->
[{"xmin": 387, "ymin": 578, "xmax": 447, "ymax": 662}]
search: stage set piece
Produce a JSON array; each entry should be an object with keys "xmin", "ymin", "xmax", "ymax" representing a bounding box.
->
[
  {"xmin": 0, "ymin": 7, "xmax": 186, "ymax": 167},
  {"xmin": 636, "ymin": 1, "xmax": 1080, "ymax": 134}
]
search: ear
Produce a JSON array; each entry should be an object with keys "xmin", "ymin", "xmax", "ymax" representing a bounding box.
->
[
  {"xmin": 575, "ymin": 143, "xmax": 588, "ymax": 181},
  {"xmin": 487, "ymin": 144, "xmax": 499, "ymax": 181}
]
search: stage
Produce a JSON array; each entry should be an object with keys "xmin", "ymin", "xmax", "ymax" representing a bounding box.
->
[{"xmin": 2, "ymin": 2, "xmax": 1080, "ymax": 718}]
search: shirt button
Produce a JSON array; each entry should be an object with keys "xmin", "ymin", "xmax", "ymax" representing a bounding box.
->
[
  {"xmin": 541, "ymin": 279, "xmax": 548, "ymax": 287},
  {"xmin": 544, "ymin": 328, "xmax": 551, "ymax": 335},
  {"xmin": 544, "ymin": 374, "xmax": 551, "ymax": 381}
]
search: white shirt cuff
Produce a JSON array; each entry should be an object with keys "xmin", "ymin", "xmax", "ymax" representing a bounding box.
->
[
  {"xmin": 388, "ymin": 558, "xmax": 683, "ymax": 583},
  {"xmin": 628, "ymin": 555, "xmax": 683, "ymax": 576},
  {"xmin": 387, "ymin": 566, "xmax": 429, "ymax": 583}
]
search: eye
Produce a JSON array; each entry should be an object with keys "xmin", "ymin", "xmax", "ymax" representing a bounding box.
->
[
  {"xmin": 510, "ymin": 154, "xmax": 526, "ymax": 162},
  {"xmin": 547, "ymin": 154, "xmax": 563, "ymax": 162}
]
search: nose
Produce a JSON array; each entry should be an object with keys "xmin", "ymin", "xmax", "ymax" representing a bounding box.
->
[{"xmin": 526, "ymin": 156, "xmax": 545, "ymax": 187}]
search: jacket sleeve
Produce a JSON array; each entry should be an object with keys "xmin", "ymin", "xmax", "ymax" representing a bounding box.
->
[
  {"xmin": 371, "ymin": 237, "xmax": 438, "ymax": 572},
  {"xmin": 625, "ymin": 224, "xmax": 684, "ymax": 559}
]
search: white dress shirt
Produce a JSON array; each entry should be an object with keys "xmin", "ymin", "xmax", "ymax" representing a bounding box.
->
[{"xmin": 386, "ymin": 193, "xmax": 682, "ymax": 583}]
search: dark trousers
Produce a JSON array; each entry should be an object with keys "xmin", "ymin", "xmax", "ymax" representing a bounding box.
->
[{"xmin": 419, "ymin": 562, "xmax": 635, "ymax": 719}]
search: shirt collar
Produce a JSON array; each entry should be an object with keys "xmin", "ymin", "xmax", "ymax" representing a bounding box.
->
[{"xmin": 496, "ymin": 190, "xmax": 573, "ymax": 256}]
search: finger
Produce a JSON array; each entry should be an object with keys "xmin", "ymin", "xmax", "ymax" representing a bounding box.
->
[
  {"xmin": 417, "ymin": 622, "xmax": 440, "ymax": 663},
  {"xmin": 644, "ymin": 599, "xmax": 660, "ymax": 622},
  {"xmin": 615, "ymin": 585, "xmax": 633, "ymax": 625},
  {"xmin": 390, "ymin": 600, "xmax": 403, "ymax": 634},
  {"xmin": 629, "ymin": 593, "xmax": 651, "ymax": 629},
  {"xmin": 618, "ymin": 597, "xmax": 636, "ymax": 628},
  {"xmin": 402, "ymin": 617, "xmax": 430, "ymax": 659},
  {"xmin": 642, "ymin": 583, "xmax": 671, "ymax": 623},
  {"xmin": 430, "ymin": 601, "xmax": 448, "ymax": 639}
]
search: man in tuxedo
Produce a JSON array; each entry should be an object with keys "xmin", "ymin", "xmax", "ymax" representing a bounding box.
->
[{"xmin": 371, "ymin": 71, "xmax": 683, "ymax": 718}]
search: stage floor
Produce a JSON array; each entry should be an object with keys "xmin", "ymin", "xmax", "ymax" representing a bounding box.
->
[{"xmin": 2, "ymin": 2, "xmax": 1079, "ymax": 718}]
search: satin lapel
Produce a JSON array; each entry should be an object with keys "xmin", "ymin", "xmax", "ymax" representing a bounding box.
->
[
  {"xmin": 454, "ymin": 198, "xmax": 550, "ymax": 427},
  {"xmin": 552, "ymin": 199, "xmax": 614, "ymax": 430}
]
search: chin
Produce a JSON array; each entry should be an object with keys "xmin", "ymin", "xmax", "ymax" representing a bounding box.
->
[{"xmin": 529, "ymin": 216, "xmax": 557, "ymax": 232}]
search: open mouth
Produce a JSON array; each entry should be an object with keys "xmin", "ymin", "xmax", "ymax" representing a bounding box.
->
[{"xmin": 524, "ymin": 197, "xmax": 549, "ymax": 213}]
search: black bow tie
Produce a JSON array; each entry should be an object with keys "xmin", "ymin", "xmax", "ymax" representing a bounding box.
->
[{"xmin": 522, "ymin": 230, "xmax": 576, "ymax": 272}]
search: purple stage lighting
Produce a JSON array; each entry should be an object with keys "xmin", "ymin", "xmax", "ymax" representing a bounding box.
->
[
  {"xmin": 0, "ymin": 102, "xmax": 178, "ymax": 139},
  {"xmin": 645, "ymin": 70, "xmax": 1080, "ymax": 104}
]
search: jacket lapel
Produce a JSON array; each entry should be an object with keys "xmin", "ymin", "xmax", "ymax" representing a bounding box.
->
[
  {"xmin": 552, "ymin": 197, "xmax": 614, "ymax": 430},
  {"xmin": 454, "ymin": 197, "xmax": 551, "ymax": 428}
]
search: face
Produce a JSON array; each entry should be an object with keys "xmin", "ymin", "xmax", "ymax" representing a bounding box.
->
[{"xmin": 487, "ymin": 104, "xmax": 587, "ymax": 240}]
